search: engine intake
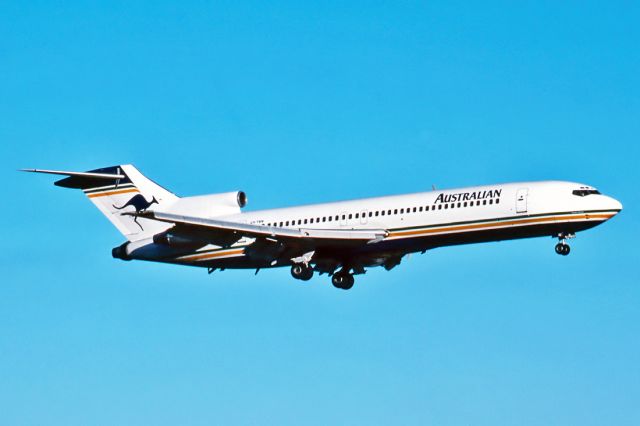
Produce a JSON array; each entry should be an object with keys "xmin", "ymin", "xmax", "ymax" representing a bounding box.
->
[{"xmin": 237, "ymin": 191, "xmax": 248, "ymax": 208}]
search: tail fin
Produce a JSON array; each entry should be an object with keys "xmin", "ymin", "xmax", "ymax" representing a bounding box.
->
[{"xmin": 23, "ymin": 164, "xmax": 178, "ymax": 241}]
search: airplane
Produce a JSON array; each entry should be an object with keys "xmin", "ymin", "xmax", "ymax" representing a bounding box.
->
[{"xmin": 23, "ymin": 164, "xmax": 622, "ymax": 290}]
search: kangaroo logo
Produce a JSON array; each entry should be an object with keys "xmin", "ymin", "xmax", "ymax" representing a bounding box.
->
[{"xmin": 113, "ymin": 194, "xmax": 158, "ymax": 230}]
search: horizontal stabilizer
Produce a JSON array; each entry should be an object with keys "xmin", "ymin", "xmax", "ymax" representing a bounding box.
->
[{"xmin": 21, "ymin": 167, "xmax": 126, "ymax": 189}]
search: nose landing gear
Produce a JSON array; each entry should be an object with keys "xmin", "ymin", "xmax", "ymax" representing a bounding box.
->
[
  {"xmin": 555, "ymin": 242, "xmax": 570, "ymax": 256},
  {"xmin": 555, "ymin": 233, "xmax": 575, "ymax": 256}
]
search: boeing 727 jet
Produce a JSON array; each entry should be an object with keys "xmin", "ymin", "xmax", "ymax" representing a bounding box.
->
[{"xmin": 24, "ymin": 165, "xmax": 622, "ymax": 290}]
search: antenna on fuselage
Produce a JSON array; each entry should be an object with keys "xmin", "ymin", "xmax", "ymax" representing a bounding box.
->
[{"xmin": 432, "ymin": 184, "xmax": 437, "ymax": 190}]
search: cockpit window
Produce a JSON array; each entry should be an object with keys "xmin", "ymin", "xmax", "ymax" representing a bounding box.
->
[{"xmin": 572, "ymin": 189, "xmax": 601, "ymax": 197}]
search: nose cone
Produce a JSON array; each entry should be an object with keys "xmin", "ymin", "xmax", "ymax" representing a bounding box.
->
[{"xmin": 604, "ymin": 196, "xmax": 623, "ymax": 214}]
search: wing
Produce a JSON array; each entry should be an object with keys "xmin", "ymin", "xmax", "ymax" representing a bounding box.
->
[
  {"xmin": 131, "ymin": 210, "xmax": 387, "ymax": 244},
  {"xmin": 128, "ymin": 210, "xmax": 388, "ymax": 264}
]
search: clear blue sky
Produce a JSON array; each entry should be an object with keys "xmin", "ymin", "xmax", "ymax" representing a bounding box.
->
[{"xmin": 1, "ymin": 1, "xmax": 638, "ymax": 425}]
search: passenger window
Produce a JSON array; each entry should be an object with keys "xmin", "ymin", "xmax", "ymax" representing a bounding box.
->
[
  {"xmin": 438, "ymin": 205, "xmax": 442, "ymax": 210},
  {"xmin": 381, "ymin": 211, "xmax": 385, "ymax": 216},
  {"xmin": 310, "ymin": 218, "xmax": 314, "ymax": 224},
  {"xmin": 483, "ymin": 200, "xmax": 487, "ymax": 205},
  {"xmin": 419, "ymin": 206, "xmax": 423, "ymax": 212},
  {"xmin": 394, "ymin": 209, "xmax": 398, "ymax": 214},
  {"xmin": 355, "ymin": 213, "xmax": 359, "ymax": 219},
  {"xmin": 463, "ymin": 202, "xmax": 467, "ymax": 207},
  {"xmin": 444, "ymin": 204, "xmax": 448, "ymax": 209},
  {"xmin": 375, "ymin": 211, "xmax": 379, "ymax": 216},
  {"xmin": 348, "ymin": 214, "xmax": 352, "ymax": 219},
  {"xmin": 495, "ymin": 198, "xmax": 500, "ymax": 204},
  {"xmin": 457, "ymin": 202, "xmax": 461, "ymax": 208},
  {"xmin": 304, "ymin": 219, "xmax": 308, "ymax": 224}
]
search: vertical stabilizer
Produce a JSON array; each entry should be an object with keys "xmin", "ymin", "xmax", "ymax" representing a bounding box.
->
[{"xmin": 28, "ymin": 165, "xmax": 178, "ymax": 241}]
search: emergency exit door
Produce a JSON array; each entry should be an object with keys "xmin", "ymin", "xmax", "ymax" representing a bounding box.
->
[{"xmin": 516, "ymin": 188, "xmax": 528, "ymax": 213}]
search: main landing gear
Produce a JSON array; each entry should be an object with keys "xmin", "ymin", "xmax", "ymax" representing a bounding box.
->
[
  {"xmin": 331, "ymin": 269, "xmax": 355, "ymax": 290},
  {"xmin": 291, "ymin": 263, "xmax": 356, "ymax": 290},
  {"xmin": 555, "ymin": 233, "xmax": 575, "ymax": 256},
  {"xmin": 290, "ymin": 263, "xmax": 313, "ymax": 281}
]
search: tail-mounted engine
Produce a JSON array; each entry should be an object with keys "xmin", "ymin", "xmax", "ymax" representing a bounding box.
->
[{"xmin": 159, "ymin": 191, "xmax": 248, "ymax": 217}]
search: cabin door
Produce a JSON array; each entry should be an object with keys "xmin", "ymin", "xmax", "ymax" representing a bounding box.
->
[{"xmin": 516, "ymin": 188, "xmax": 528, "ymax": 213}]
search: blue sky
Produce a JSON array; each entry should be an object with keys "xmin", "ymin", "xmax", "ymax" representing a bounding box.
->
[{"xmin": 1, "ymin": 1, "xmax": 638, "ymax": 424}]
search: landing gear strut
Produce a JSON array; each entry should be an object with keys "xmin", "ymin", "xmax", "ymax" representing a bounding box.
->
[
  {"xmin": 555, "ymin": 233, "xmax": 575, "ymax": 256},
  {"xmin": 331, "ymin": 269, "xmax": 354, "ymax": 290},
  {"xmin": 291, "ymin": 263, "xmax": 314, "ymax": 281}
]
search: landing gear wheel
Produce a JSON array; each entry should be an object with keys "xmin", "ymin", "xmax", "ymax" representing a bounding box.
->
[
  {"xmin": 291, "ymin": 264, "xmax": 313, "ymax": 281},
  {"xmin": 343, "ymin": 274, "xmax": 355, "ymax": 290},
  {"xmin": 555, "ymin": 243, "xmax": 570, "ymax": 256},
  {"xmin": 331, "ymin": 272, "xmax": 354, "ymax": 290}
]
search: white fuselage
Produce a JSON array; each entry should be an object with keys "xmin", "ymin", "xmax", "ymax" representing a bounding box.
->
[{"xmin": 161, "ymin": 180, "xmax": 621, "ymax": 268}]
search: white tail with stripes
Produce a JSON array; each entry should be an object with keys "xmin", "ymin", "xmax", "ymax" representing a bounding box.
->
[{"xmin": 24, "ymin": 165, "xmax": 177, "ymax": 241}]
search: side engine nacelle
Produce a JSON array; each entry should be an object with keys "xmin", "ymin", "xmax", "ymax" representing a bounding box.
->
[{"xmin": 160, "ymin": 191, "xmax": 247, "ymax": 218}]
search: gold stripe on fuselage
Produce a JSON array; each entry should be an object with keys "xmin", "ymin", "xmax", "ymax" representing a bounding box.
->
[
  {"xmin": 388, "ymin": 212, "xmax": 614, "ymax": 239},
  {"xmin": 177, "ymin": 248, "xmax": 245, "ymax": 262}
]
